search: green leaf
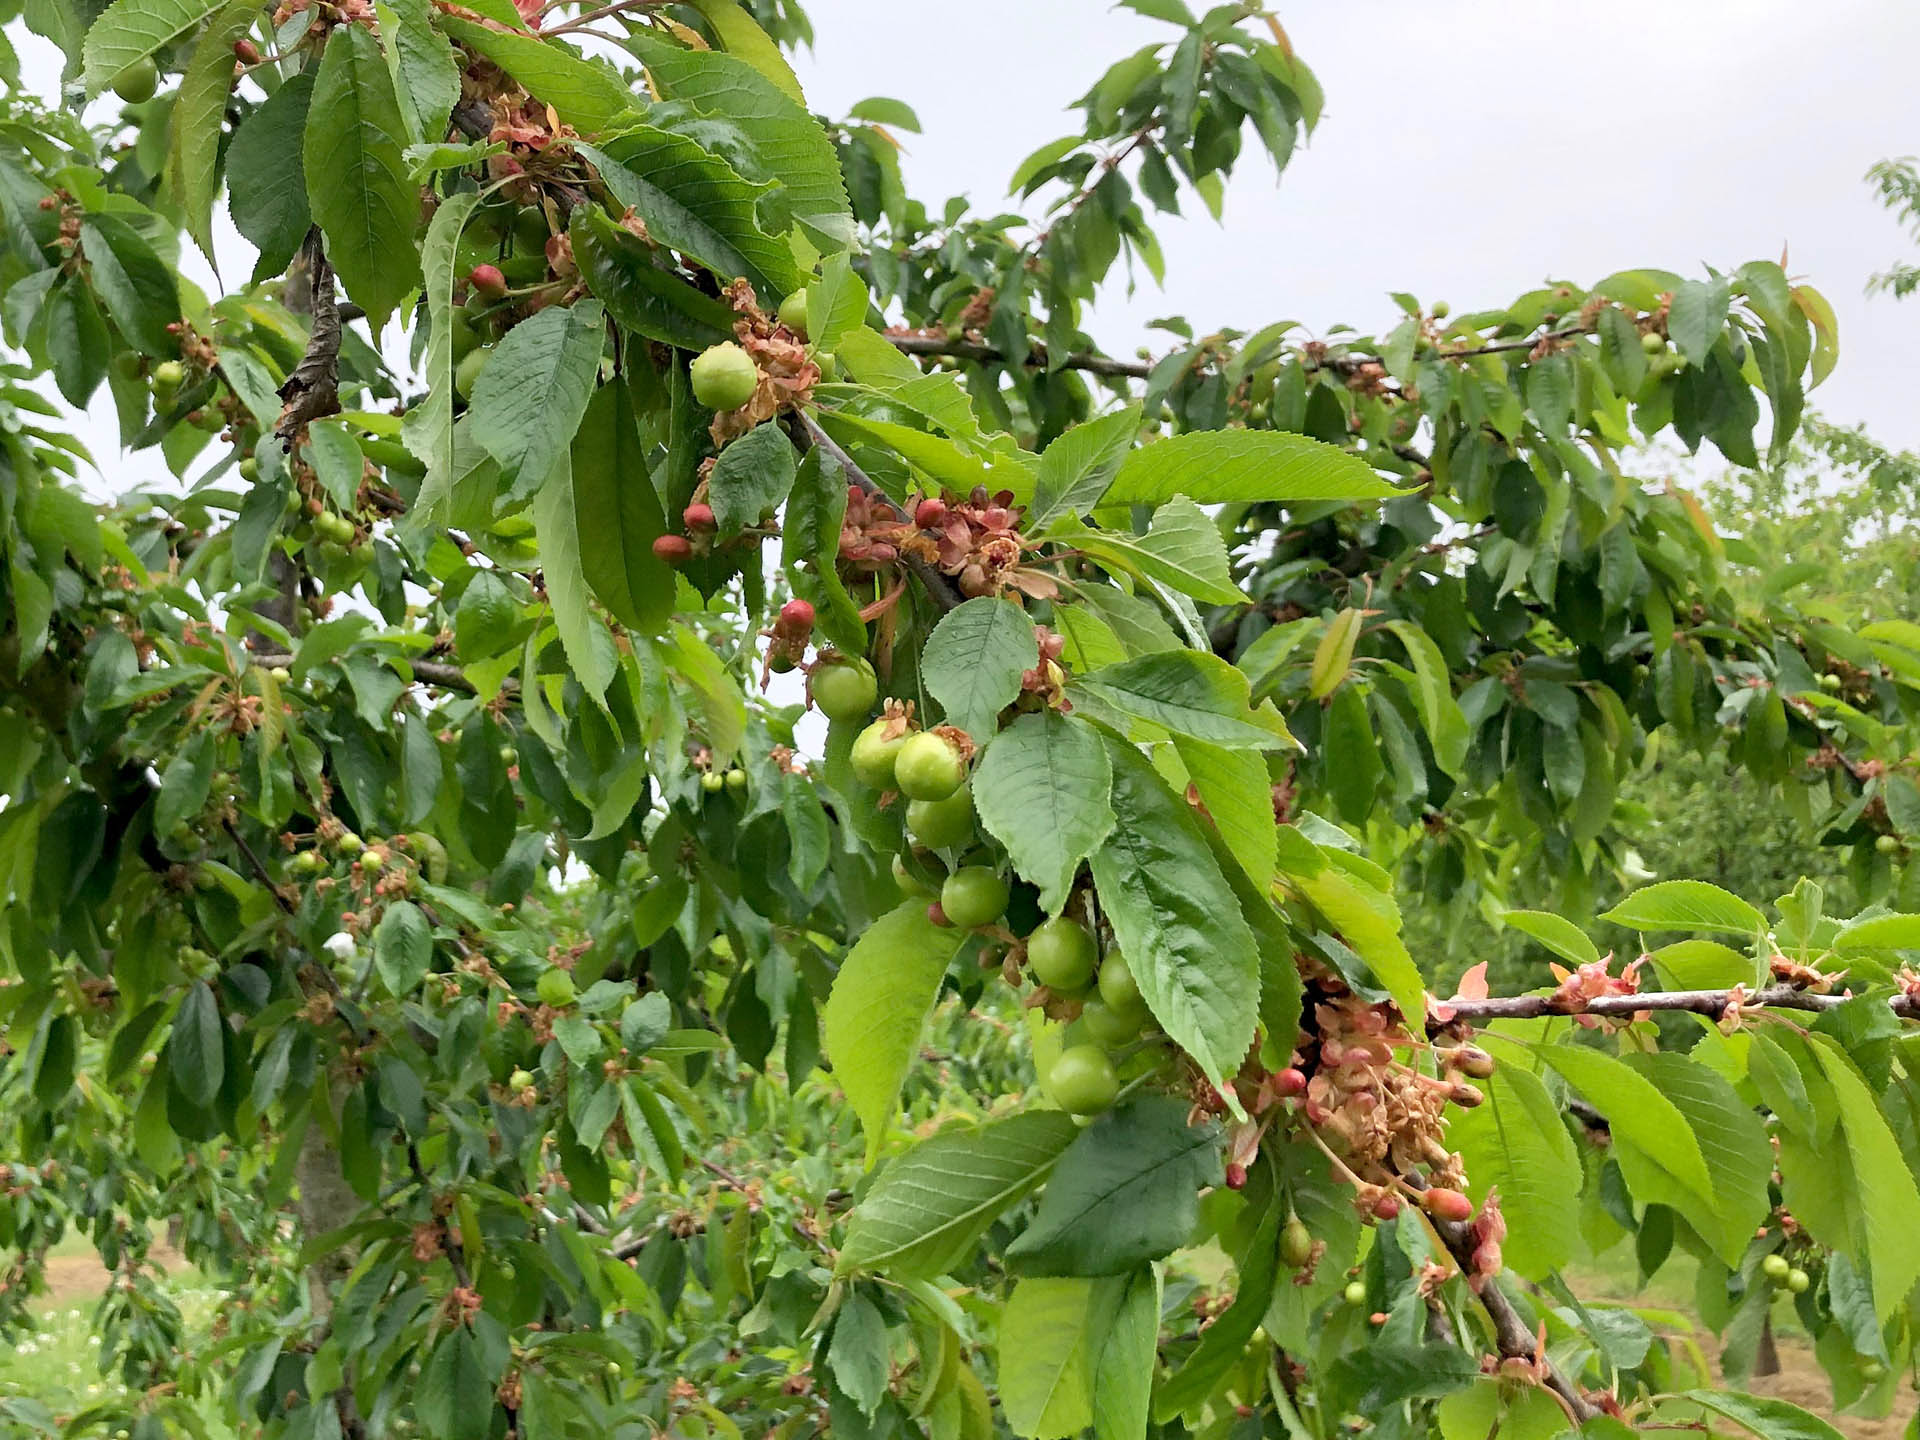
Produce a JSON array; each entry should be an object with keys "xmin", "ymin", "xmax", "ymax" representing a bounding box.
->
[
  {"xmin": 374, "ymin": 899, "xmax": 432, "ymax": 996},
  {"xmin": 1008, "ymin": 1096, "xmax": 1221, "ymax": 1276},
  {"xmin": 378, "ymin": 0, "xmax": 459, "ymax": 149},
  {"xmin": 168, "ymin": 0, "xmax": 255, "ymax": 263},
  {"xmin": 972, "ymin": 712, "xmax": 1115, "ymax": 915},
  {"xmin": 660, "ymin": 621, "xmax": 746, "ymax": 767},
  {"xmin": 46, "ymin": 277, "xmax": 109, "ymax": 406},
  {"xmin": 1538, "ymin": 1044, "xmax": 1715, "ymax": 1211},
  {"xmin": 1074, "ymin": 651, "xmax": 1288, "ymax": 749},
  {"xmin": 1322, "ymin": 1343, "xmax": 1479, "ymax": 1416},
  {"xmin": 581, "ymin": 129, "xmax": 804, "ymax": 296},
  {"xmin": 80, "ymin": 214, "xmax": 179, "ymax": 356},
  {"xmin": 1498, "ymin": 908, "xmax": 1599, "ymax": 968},
  {"xmin": 836, "ymin": 1111, "xmax": 1079, "ymax": 1278},
  {"xmin": 1106, "ymin": 429, "xmax": 1395, "ymax": 506},
  {"xmin": 571, "ymin": 379, "xmax": 672, "ymax": 634},
  {"xmin": 1154, "ymin": 1180, "xmax": 1277, "ymax": 1420},
  {"xmin": 568, "ymin": 206, "xmax": 735, "ymax": 350},
  {"xmin": 1667, "ymin": 277, "xmax": 1730, "ymax": 366},
  {"xmin": 707, "ymin": 420, "xmax": 797, "ymax": 536},
  {"xmin": 470, "ymin": 299, "xmax": 605, "ymax": 503},
  {"xmin": 441, "ymin": 18, "xmax": 635, "ymax": 135},
  {"xmin": 921, "ymin": 597, "xmax": 1039, "ymax": 742},
  {"xmin": 804, "ymin": 251, "xmax": 868, "ymax": 349},
  {"xmin": 154, "ymin": 728, "xmax": 214, "ymax": 835},
  {"xmin": 828, "ymin": 1291, "xmax": 890, "ymax": 1416},
  {"xmin": 685, "ymin": 0, "xmax": 804, "ymax": 103},
  {"xmin": 1380, "ymin": 619, "xmax": 1468, "ymax": 776},
  {"xmin": 416, "ymin": 1324, "xmax": 502, "ymax": 1440},
  {"xmin": 1075, "ymin": 498, "xmax": 1240, "ymax": 606},
  {"xmin": 821, "ymin": 901, "xmax": 970, "ymax": 1164},
  {"xmin": 1174, "ymin": 738, "xmax": 1275, "ymax": 890},
  {"xmin": 1288, "ymin": 862, "xmax": 1425, "ymax": 1034},
  {"xmin": 228, "ymin": 72, "xmax": 315, "ymax": 282},
  {"xmin": 305, "ymin": 24, "xmax": 419, "ymax": 329},
  {"xmin": 1450, "ymin": 1060, "xmax": 1581, "ymax": 1279},
  {"xmin": 400, "ymin": 188, "xmax": 479, "ymax": 529},
  {"xmin": 81, "ymin": 0, "xmax": 214, "ymax": 94},
  {"xmin": 848, "ymin": 96, "xmax": 921, "ymax": 131},
  {"xmin": 1620, "ymin": 1052, "xmax": 1770, "ymax": 1264},
  {"xmin": 628, "ymin": 32, "xmax": 852, "ymax": 251},
  {"xmin": 1832, "ymin": 913, "xmax": 1920, "ymax": 952},
  {"xmin": 1600, "ymin": 879, "xmax": 1764, "ymax": 937},
  {"xmin": 1807, "ymin": 1037, "xmax": 1920, "ymax": 1318},
  {"xmin": 1670, "ymin": 1390, "xmax": 1846, "ymax": 1440},
  {"xmin": 1084, "ymin": 1271, "xmax": 1158, "ymax": 1440},
  {"xmin": 168, "ymin": 980, "xmax": 224, "ymax": 1108},
  {"xmin": 1030, "ymin": 406, "xmax": 1143, "ymax": 529},
  {"xmin": 531, "ymin": 449, "xmax": 616, "ymax": 702},
  {"xmin": 998, "ymin": 1278, "xmax": 1096, "ymax": 1440},
  {"xmin": 1089, "ymin": 734, "xmax": 1259, "ymax": 1094}
]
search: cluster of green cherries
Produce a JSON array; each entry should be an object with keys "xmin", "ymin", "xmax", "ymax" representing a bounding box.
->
[{"xmin": 809, "ymin": 653, "xmax": 1153, "ymax": 1118}]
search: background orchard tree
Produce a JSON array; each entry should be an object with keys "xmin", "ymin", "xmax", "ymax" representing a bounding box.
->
[{"xmin": 3, "ymin": 4, "xmax": 1920, "ymax": 1440}]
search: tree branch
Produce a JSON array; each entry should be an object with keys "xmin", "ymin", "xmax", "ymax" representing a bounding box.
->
[
  {"xmin": 1430, "ymin": 983, "xmax": 1920, "ymax": 1031},
  {"xmin": 793, "ymin": 412, "xmax": 965, "ymax": 612},
  {"xmin": 276, "ymin": 228, "xmax": 343, "ymax": 446},
  {"xmin": 887, "ymin": 333, "xmax": 1152, "ymax": 381},
  {"xmin": 246, "ymin": 651, "xmax": 495, "ymax": 696}
]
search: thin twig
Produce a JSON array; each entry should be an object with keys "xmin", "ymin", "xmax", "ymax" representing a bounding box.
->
[
  {"xmin": 792, "ymin": 412, "xmax": 964, "ymax": 612},
  {"xmin": 887, "ymin": 333, "xmax": 1152, "ymax": 380},
  {"xmin": 1431, "ymin": 984, "xmax": 1920, "ymax": 1032},
  {"xmin": 245, "ymin": 650, "xmax": 492, "ymax": 696}
]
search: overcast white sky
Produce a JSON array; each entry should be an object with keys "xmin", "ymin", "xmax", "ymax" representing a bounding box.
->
[{"xmin": 12, "ymin": 0, "xmax": 1920, "ymax": 489}]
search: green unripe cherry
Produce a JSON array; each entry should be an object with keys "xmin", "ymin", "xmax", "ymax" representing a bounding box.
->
[
  {"xmin": 777, "ymin": 291, "xmax": 809, "ymax": 336},
  {"xmin": 1027, "ymin": 916, "xmax": 1097, "ymax": 992},
  {"xmin": 850, "ymin": 718, "xmax": 908, "ymax": 789},
  {"xmin": 1641, "ymin": 329, "xmax": 1667, "ymax": 354},
  {"xmin": 1047, "ymin": 1044, "xmax": 1118, "ymax": 1115},
  {"xmin": 940, "ymin": 866, "xmax": 1008, "ymax": 929},
  {"xmin": 906, "ymin": 785, "xmax": 975, "ymax": 851},
  {"xmin": 891, "ymin": 852, "xmax": 939, "ymax": 896},
  {"xmin": 724, "ymin": 768, "xmax": 748, "ymax": 793},
  {"xmin": 812, "ymin": 655, "xmax": 878, "ymax": 722},
  {"xmin": 701, "ymin": 770, "xmax": 726, "ymax": 793},
  {"xmin": 893, "ymin": 731, "xmax": 966, "ymax": 802},
  {"xmin": 1343, "ymin": 1281, "xmax": 1368, "ymax": 1307},
  {"xmin": 508, "ymin": 1069, "xmax": 535, "ymax": 1090},
  {"xmin": 1080, "ymin": 999, "xmax": 1139, "ymax": 1047},
  {"xmin": 152, "ymin": 360, "xmax": 184, "ymax": 394},
  {"xmin": 112, "ymin": 58, "xmax": 159, "ymax": 103},
  {"xmin": 455, "ymin": 345, "xmax": 493, "ymax": 399},
  {"xmin": 1786, "ymin": 1268, "xmax": 1810, "ymax": 1294},
  {"xmin": 1875, "ymin": 834, "xmax": 1901, "ymax": 856},
  {"xmin": 1429, "ymin": 300, "xmax": 1450, "ymax": 320},
  {"xmin": 690, "ymin": 342, "xmax": 759, "ymax": 411},
  {"xmin": 1098, "ymin": 950, "xmax": 1146, "ymax": 1017},
  {"xmin": 1280, "ymin": 1217, "xmax": 1314, "ymax": 1269},
  {"xmin": 1761, "ymin": 1253, "xmax": 1790, "ymax": 1282}
]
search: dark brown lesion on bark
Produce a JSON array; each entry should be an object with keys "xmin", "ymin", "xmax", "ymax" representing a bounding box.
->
[{"xmin": 275, "ymin": 228, "xmax": 343, "ymax": 447}]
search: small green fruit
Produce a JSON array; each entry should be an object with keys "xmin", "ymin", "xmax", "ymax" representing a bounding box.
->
[
  {"xmin": 906, "ymin": 786, "xmax": 975, "ymax": 850},
  {"xmin": 238, "ymin": 456, "xmax": 260, "ymax": 482},
  {"xmin": 152, "ymin": 360, "xmax": 184, "ymax": 393},
  {"xmin": 536, "ymin": 968, "xmax": 577, "ymax": 1007},
  {"xmin": 812, "ymin": 349, "xmax": 839, "ymax": 381},
  {"xmin": 891, "ymin": 852, "xmax": 939, "ymax": 896},
  {"xmin": 1027, "ymin": 916, "xmax": 1097, "ymax": 992},
  {"xmin": 1281, "ymin": 1217, "xmax": 1314, "ymax": 1269},
  {"xmin": 940, "ymin": 866, "xmax": 1008, "ymax": 930},
  {"xmin": 409, "ymin": 832, "xmax": 449, "ymax": 885},
  {"xmin": 112, "ymin": 58, "xmax": 159, "ymax": 103},
  {"xmin": 1761, "ymin": 1253, "xmax": 1791, "ymax": 1283},
  {"xmin": 1861, "ymin": 1360, "xmax": 1887, "ymax": 1383},
  {"xmin": 1876, "ymin": 834, "xmax": 1900, "ymax": 856},
  {"xmin": 812, "ymin": 655, "xmax": 878, "ymax": 722},
  {"xmin": 1786, "ymin": 1268, "xmax": 1810, "ymax": 1294},
  {"xmin": 701, "ymin": 770, "xmax": 726, "ymax": 793},
  {"xmin": 1343, "ymin": 1281, "xmax": 1368, "ymax": 1307},
  {"xmin": 1819, "ymin": 672, "xmax": 1843, "ymax": 691},
  {"xmin": 508, "ymin": 1069, "xmax": 534, "ymax": 1090},
  {"xmin": 725, "ymin": 768, "xmax": 748, "ymax": 793},
  {"xmin": 1080, "ymin": 999, "xmax": 1138, "ymax": 1047},
  {"xmin": 1641, "ymin": 329, "xmax": 1666, "ymax": 354},
  {"xmin": 455, "ymin": 345, "xmax": 493, "ymax": 399},
  {"xmin": 1429, "ymin": 300, "xmax": 1450, "ymax": 319},
  {"xmin": 1047, "ymin": 1044, "xmax": 1119, "ymax": 1115},
  {"xmin": 268, "ymin": 666, "xmax": 291, "ymax": 684},
  {"xmin": 851, "ymin": 718, "xmax": 908, "ymax": 789},
  {"xmin": 690, "ymin": 342, "xmax": 759, "ymax": 411},
  {"xmin": 893, "ymin": 731, "xmax": 966, "ymax": 802},
  {"xmin": 336, "ymin": 831, "xmax": 364, "ymax": 856},
  {"xmin": 1098, "ymin": 950, "xmax": 1146, "ymax": 1016},
  {"xmin": 777, "ymin": 291, "xmax": 809, "ymax": 335}
]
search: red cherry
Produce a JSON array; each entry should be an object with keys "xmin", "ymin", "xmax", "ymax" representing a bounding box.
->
[
  {"xmin": 1372, "ymin": 1194, "xmax": 1402, "ymax": 1220},
  {"xmin": 914, "ymin": 497, "xmax": 947, "ymax": 528},
  {"xmin": 469, "ymin": 264, "xmax": 508, "ymax": 299},
  {"xmin": 926, "ymin": 901, "xmax": 951, "ymax": 927},
  {"xmin": 778, "ymin": 598, "xmax": 815, "ymax": 635},
  {"xmin": 1275, "ymin": 1067, "xmax": 1308, "ymax": 1096},
  {"xmin": 1224, "ymin": 1162, "xmax": 1248, "ymax": 1190},
  {"xmin": 652, "ymin": 535, "xmax": 692, "ymax": 567},
  {"xmin": 1421, "ymin": 1188, "xmax": 1474, "ymax": 1223},
  {"xmin": 683, "ymin": 502, "xmax": 716, "ymax": 533},
  {"xmin": 233, "ymin": 37, "xmax": 261, "ymax": 63}
]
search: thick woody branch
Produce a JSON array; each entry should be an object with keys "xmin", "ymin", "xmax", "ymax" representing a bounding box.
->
[
  {"xmin": 793, "ymin": 412, "xmax": 964, "ymax": 612},
  {"xmin": 1430, "ymin": 984, "xmax": 1920, "ymax": 1032},
  {"xmin": 276, "ymin": 229, "xmax": 343, "ymax": 445}
]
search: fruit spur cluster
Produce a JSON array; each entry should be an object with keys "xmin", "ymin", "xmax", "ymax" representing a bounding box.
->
[
  {"xmin": 840, "ymin": 487, "xmax": 1057, "ymax": 602},
  {"xmin": 1201, "ymin": 956, "xmax": 1505, "ymax": 1285}
]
